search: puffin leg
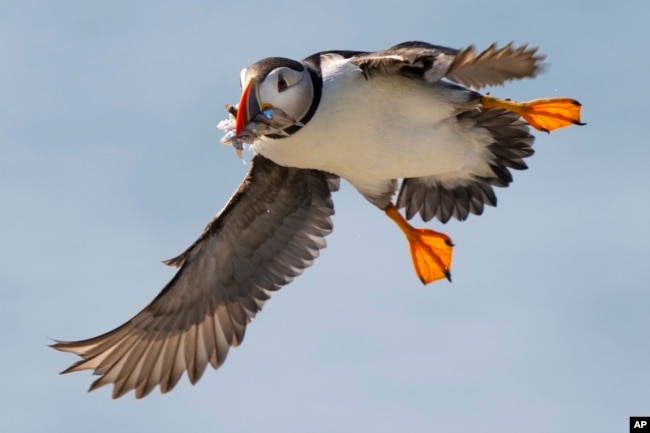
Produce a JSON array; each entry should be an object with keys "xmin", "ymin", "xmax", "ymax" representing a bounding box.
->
[
  {"xmin": 480, "ymin": 95, "xmax": 585, "ymax": 133},
  {"xmin": 384, "ymin": 204, "xmax": 454, "ymax": 285}
]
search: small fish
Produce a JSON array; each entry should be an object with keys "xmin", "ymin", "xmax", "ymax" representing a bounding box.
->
[
  {"xmin": 217, "ymin": 118, "xmax": 248, "ymax": 159},
  {"xmin": 217, "ymin": 105, "xmax": 304, "ymax": 158},
  {"xmin": 258, "ymin": 107, "xmax": 304, "ymax": 129}
]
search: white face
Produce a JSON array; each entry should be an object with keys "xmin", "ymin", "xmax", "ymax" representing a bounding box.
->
[{"xmin": 247, "ymin": 66, "xmax": 314, "ymax": 123}]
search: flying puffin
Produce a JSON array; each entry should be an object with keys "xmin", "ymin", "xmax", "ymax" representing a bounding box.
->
[{"xmin": 52, "ymin": 41, "xmax": 583, "ymax": 398}]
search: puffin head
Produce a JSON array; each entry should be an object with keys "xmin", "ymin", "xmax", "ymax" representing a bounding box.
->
[{"xmin": 235, "ymin": 57, "xmax": 316, "ymax": 139}]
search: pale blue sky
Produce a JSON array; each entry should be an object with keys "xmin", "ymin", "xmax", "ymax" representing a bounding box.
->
[{"xmin": 2, "ymin": 1, "xmax": 649, "ymax": 432}]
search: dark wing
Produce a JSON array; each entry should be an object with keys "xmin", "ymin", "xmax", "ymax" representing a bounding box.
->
[
  {"xmin": 349, "ymin": 41, "xmax": 545, "ymax": 89},
  {"xmin": 52, "ymin": 155, "xmax": 339, "ymax": 399},
  {"xmin": 397, "ymin": 108, "xmax": 535, "ymax": 223}
]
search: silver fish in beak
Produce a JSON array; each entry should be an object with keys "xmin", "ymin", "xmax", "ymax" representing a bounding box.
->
[{"xmin": 218, "ymin": 78, "xmax": 303, "ymax": 158}]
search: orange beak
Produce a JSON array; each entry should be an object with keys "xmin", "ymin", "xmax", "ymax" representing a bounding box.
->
[{"xmin": 235, "ymin": 78, "xmax": 262, "ymax": 136}]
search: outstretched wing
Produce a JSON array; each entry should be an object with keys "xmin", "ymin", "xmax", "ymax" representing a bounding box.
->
[
  {"xmin": 349, "ymin": 41, "xmax": 545, "ymax": 88},
  {"xmin": 52, "ymin": 155, "xmax": 339, "ymax": 399}
]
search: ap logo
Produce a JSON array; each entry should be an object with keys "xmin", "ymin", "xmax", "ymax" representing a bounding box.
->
[{"xmin": 631, "ymin": 417, "xmax": 650, "ymax": 431}]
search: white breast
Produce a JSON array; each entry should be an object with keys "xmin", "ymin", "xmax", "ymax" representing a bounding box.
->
[{"xmin": 253, "ymin": 59, "xmax": 495, "ymax": 197}]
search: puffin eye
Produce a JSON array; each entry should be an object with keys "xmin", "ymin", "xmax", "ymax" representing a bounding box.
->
[{"xmin": 277, "ymin": 73, "xmax": 288, "ymax": 92}]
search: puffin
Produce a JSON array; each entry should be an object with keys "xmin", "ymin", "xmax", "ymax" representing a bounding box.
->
[{"xmin": 52, "ymin": 41, "xmax": 583, "ymax": 398}]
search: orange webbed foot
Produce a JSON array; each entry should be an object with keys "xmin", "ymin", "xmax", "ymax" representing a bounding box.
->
[
  {"xmin": 481, "ymin": 95, "xmax": 585, "ymax": 133},
  {"xmin": 385, "ymin": 205, "xmax": 453, "ymax": 285}
]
